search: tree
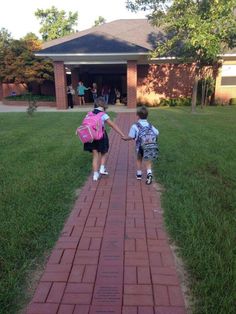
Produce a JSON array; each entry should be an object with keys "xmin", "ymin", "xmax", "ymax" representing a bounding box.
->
[
  {"xmin": 35, "ymin": 6, "xmax": 78, "ymax": 41},
  {"xmin": 126, "ymin": 0, "xmax": 236, "ymax": 112},
  {"xmin": 94, "ymin": 16, "xmax": 106, "ymax": 27},
  {"xmin": 0, "ymin": 28, "xmax": 12, "ymax": 83},
  {"xmin": 0, "ymin": 33, "xmax": 54, "ymax": 91}
]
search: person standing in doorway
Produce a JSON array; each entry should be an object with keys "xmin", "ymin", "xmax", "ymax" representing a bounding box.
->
[
  {"xmin": 101, "ymin": 84, "xmax": 110, "ymax": 105},
  {"xmin": 67, "ymin": 85, "xmax": 75, "ymax": 108},
  {"xmin": 91, "ymin": 82, "xmax": 98, "ymax": 107},
  {"xmin": 77, "ymin": 81, "xmax": 90, "ymax": 105}
]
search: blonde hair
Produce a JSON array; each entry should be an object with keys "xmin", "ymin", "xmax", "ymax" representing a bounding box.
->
[{"xmin": 96, "ymin": 96, "xmax": 108, "ymax": 109}]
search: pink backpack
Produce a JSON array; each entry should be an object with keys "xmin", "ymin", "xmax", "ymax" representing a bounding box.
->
[{"xmin": 76, "ymin": 111, "xmax": 105, "ymax": 143}]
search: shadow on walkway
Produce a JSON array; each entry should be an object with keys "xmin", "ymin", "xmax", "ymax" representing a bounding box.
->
[{"xmin": 27, "ymin": 113, "xmax": 187, "ymax": 314}]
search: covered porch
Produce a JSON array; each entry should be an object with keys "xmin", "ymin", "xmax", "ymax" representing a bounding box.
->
[{"xmin": 53, "ymin": 58, "xmax": 139, "ymax": 109}]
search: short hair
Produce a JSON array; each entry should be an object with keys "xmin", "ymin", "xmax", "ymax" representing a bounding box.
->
[{"xmin": 137, "ymin": 106, "xmax": 148, "ymax": 119}]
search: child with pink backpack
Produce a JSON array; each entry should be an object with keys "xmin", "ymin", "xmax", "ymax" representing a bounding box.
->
[{"xmin": 79, "ymin": 97, "xmax": 125, "ymax": 181}]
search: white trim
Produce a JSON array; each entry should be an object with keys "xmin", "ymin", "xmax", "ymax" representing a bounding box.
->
[
  {"xmin": 64, "ymin": 61, "xmax": 127, "ymax": 65},
  {"xmin": 219, "ymin": 54, "xmax": 236, "ymax": 57},
  {"xmin": 35, "ymin": 52, "xmax": 148, "ymax": 57}
]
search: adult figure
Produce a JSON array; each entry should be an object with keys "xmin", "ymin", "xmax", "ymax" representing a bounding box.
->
[
  {"xmin": 67, "ymin": 85, "xmax": 75, "ymax": 108},
  {"xmin": 91, "ymin": 82, "xmax": 98, "ymax": 107},
  {"xmin": 101, "ymin": 84, "xmax": 110, "ymax": 105},
  {"xmin": 77, "ymin": 81, "xmax": 90, "ymax": 105}
]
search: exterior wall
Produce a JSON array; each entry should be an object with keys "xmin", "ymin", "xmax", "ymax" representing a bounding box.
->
[
  {"xmin": 137, "ymin": 64, "xmax": 196, "ymax": 105},
  {"xmin": 1, "ymin": 83, "xmax": 28, "ymax": 98},
  {"xmin": 54, "ymin": 61, "xmax": 67, "ymax": 109},
  {"xmin": 127, "ymin": 61, "xmax": 137, "ymax": 108},
  {"xmin": 0, "ymin": 84, "xmax": 3, "ymax": 100},
  {"xmin": 215, "ymin": 59, "xmax": 236, "ymax": 103}
]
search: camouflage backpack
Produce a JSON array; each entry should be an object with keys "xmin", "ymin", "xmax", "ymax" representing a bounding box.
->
[{"xmin": 136, "ymin": 122, "xmax": 159, "ymax": 160}]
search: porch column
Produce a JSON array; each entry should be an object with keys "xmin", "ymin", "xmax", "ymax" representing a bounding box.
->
[
  {"xmin": 0, "ymin": 83, "xmax": 3, "ymax": 101},
  {"xmin": 127, "ymin": 60, "xmax": 137, "ymax": 108},
  {"xmin": 53, "ymin": 61, "xmax": 67, "ymax": 109}
]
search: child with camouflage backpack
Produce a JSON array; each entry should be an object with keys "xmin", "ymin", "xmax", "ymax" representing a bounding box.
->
[{"xmin": 124, "ymin": 106, "xmax": 159, "ymax": 185}]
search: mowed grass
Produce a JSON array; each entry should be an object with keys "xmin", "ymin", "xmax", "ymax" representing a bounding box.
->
[
  {"xmin": 0, "ymin": 112, "xmax": 104, "ymax": 314},
  {"xmin": 149, "ymin": 106, "xmax": 236, "ymax": 314},
  {"xmin": 0, "ymin": 108, "xmax": 235, "ymax": 314}
]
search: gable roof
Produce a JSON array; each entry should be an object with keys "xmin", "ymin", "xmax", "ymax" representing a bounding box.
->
[
  {"xmin": 36, "ymin": 19, "xmax": 162, "ymax": 59},
  {"xmin": 39, "ymin": 32, "xmax": 150, "ymax": 55},
  {"xmin": 36, "ymin": 19, "xmax": 236, "ymax": 62},
  {"xmin": 42, "ymin": 19, "xmax": 161, "ymax": 50}
]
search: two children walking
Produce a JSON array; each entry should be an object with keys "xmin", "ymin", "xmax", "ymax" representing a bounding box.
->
[{"xmin": 79, "ymin": 99, "xmax": 159, "ymax": 184}]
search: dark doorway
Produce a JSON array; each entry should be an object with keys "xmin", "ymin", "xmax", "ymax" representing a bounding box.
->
[{"xmin": 74, "ymin": 64, "xmax": 127, "ymax": 103}]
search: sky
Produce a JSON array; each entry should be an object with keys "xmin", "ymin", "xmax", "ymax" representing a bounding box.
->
[{"xmin": 0, "ymin": 0, "xmax": 148, "ymax": 39}]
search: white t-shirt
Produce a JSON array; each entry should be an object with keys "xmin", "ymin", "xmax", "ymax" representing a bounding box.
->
[
  {"xmin": 96, "ymin": 107, "xmax": 110, "ymax": 126},
  {"xmin": 128, "ymin": 119, "xmax": 159, "ymax": 139}
]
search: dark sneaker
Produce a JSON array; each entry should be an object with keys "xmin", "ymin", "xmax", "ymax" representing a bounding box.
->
[
  {"xmin": 136, "ymin": 174, "xmax": 142, "ymax": 180},
  {"xmin": 146, "ymin": 174, "xmax": 153, "ymax": 185}
]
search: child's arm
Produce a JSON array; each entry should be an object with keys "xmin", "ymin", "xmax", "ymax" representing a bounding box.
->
[
  {"xmin": 122, "ymin": 136, "xmax": 134, "ymax": 141},
  {"xmin": 106, "ymin": 119, "xmax": 125, "ymax": 138}
]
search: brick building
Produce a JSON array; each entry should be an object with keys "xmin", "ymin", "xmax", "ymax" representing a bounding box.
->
[{"xmin": 33, "ymin": 19, "xmax": 236, "ymax": 109}]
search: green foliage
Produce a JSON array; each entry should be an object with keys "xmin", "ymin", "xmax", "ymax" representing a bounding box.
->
[
  {"xmin": 0, "ymin": 28, "xmax": 13, "ymax": 82},
  {"xmin": 128, "ymin": 0, "xmax": 236, "ymax": 63},
  {"xmin": 127, "ymin": 0, "xmax": 236, "ymax": 111},
  {"xmin": 35, "ymin": 6, "xmax": 78, "ymax": 41},
  {"xmin": 159, "ymin": 97, "xmax": 191, "ymax": 107},
  {"xmin": 0, "ymin": 32, "xmax": 54, "ymax": 86},
  {"xmin": 94, "ymin": 16, "xmax": 106, "ymax": 27}
]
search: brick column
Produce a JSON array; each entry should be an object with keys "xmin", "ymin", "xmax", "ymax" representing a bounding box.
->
[
  {"xmin": 127, "ymin": 60, "xmax": 137, "ymax": 108},
  {"xmin": 53, "ymin": 61, "xmax": 67, "ymax": 109},
  {"xmin": 0, "ymin": 83, "xmax": 3, "ymax": 100}
]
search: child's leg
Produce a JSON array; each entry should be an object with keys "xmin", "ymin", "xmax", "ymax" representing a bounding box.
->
[
  {"xmin": 92, "ymin": 150, "xmax": 100, "ymax": 180},
  {"xmin": 100, "ymin": 153, "xmax": 108, "ymax": 175},
  {"xmin": 136, "ymin": 155, "xmax": 143, "ymax": 179},
  {"xmin": 82, "ymin": 96, "xmax": 85, "ymax": 105},
  {"xmin": 78, "ymin": 96, "xmax": 82, "ymax": 106},
  {"xmin": 145, "ymin": 160, "xmax": 153, "ymax": 184}
]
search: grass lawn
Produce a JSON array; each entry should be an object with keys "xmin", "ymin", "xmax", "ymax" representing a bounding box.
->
[
  {"xmin": 0, "ymin": 107, "xmax": 235, "ymax": 314},
  {"xmin": 149, "ymin": 106, "xmax": 236, "ymax": 314},
  {"xmin": 0, "ymin": 112, "xmax": 108, "ymax": 314}
]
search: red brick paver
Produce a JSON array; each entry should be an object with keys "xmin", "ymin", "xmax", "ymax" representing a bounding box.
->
[{"xmin": 27, "ymin": 113, "xmax": 187, "ymax": 314}]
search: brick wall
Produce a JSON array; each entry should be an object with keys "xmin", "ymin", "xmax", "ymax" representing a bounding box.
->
[
  {"xmin": 54, "ymin": 61, "xmax": 67, "ymax": 109},
  {"xmin": 137, "ymin": 64, "xmax": 196, "ymax": 105},
  {"xmin": 1, "ymin": 83, "xmax": 28, "ymax": 98}
]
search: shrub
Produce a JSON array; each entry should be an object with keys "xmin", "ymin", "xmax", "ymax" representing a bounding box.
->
[
  {"xmin": 229, "ymin": 98, "xmax": 236, "ymax": 105},
  {"xmin": 159, "ymin": 97, "xmax": 191, "ymax": 107},
  {"xmin": 5, "ymin": 94, "xmax": 55, "ymax": 102}
]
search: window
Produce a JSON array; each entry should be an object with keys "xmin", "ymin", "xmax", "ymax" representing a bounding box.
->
[{"xmin": 221, "ymin": 64, "xmax": 236, "ymax": 86}]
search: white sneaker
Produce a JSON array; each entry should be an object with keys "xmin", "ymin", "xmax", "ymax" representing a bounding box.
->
[
  {"xmin": 100, "ymin": 168, "xmax": 109, "ymax": 175},
  {"xmin": 93, "ymin": 173, "xmax": 100, "ymax": 181}
]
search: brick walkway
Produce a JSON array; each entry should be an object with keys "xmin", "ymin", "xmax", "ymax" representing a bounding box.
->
[{"xmin": 27, "ymin": 113, "xmax": 187, "ymax": 314}]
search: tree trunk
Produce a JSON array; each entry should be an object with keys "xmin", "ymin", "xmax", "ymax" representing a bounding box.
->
[{"xmin": 191, "ymin": 75, "xmax": 199, "ymax": 113}]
